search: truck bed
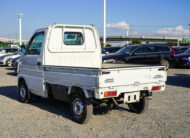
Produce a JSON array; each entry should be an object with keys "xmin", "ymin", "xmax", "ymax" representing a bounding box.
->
[{"xmin": 102, "ymin": 63, "xmax": 163, "ymax": 69}]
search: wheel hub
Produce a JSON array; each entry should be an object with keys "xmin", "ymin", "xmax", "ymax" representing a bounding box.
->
[
  {"xmin": 7, "ymin": 60, "xmax": 11, "ymax": 66},
  {"xmin": 20, "ymin": 86, "xmax": 26, "ymax": 98},
  {"xmin": 73, "ymin": 99, "xmax": 84, "ymax": 118}
]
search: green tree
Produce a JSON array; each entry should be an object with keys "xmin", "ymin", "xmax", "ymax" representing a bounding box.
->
[
  {"xmin": 105, "ymin": 44, "xmax": 112, "ymax": 47},
  {"xmin": 132, "ymin": 40, "xmax": 141, "ymax": 45}
]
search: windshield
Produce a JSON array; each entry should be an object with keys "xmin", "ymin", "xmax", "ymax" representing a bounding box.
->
[
  {"xmin": 116, "ymin": 46, "xmax": 134, "ymax": 54},
  {"xmin": 184, "ymin": 48, "xmax": 190, "ymax": 53},
  {"xmin": 13, "ymin": 50, "xmax": 21, "ymax": 54},
  {"xmin": 102, "ymin": 48, "xmax": 120, "ymax": 54}
]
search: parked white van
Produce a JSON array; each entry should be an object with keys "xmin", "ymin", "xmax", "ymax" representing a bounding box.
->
[{"xmin": 17, "ymin": 24, "xmax": 167, "ymax": 123}]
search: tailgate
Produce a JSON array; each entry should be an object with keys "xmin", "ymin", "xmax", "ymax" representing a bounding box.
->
[{"xmin": 99, "ymin": 66, "xmax": 167, "ymax": 88}]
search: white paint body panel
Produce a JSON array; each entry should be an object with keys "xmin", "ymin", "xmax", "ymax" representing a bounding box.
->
[{"xmin": 44, "ymin": 25, "xmax": 101, "ymax": 68}]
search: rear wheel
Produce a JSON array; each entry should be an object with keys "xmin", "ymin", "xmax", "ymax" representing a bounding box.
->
[
  {"xmin": 128, "ymin": 97, "xmax": 149, "ymax": 114},
  {"xmin": 70, "ymin": 93, "xmax": 93, "ymax": 124},
  {"xmin": 18, "ymin": 80, "xmax": 31, "ymax": 103},
  {"xmin": 6, "ymin": 58, "xmax": 12, "ymax": 67},
  {"xmin": 160, "ymin": 59, "xmax": 170, "ymax": 70}
]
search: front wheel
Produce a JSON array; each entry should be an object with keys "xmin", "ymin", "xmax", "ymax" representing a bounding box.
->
[
  {"xmin": 128, "ymin": 97, "xmax": 149, "ymax": 114},
  {"xmin": 18, "ymin": 80, "xmax": 31, "ymax": 103},
  {"xmin": 70, "ymin": 93, "xmax": 93, "ymax": 124},
  {"xmin": 6, "ymin": 58, "xmax": 12, "ymax": 67}
]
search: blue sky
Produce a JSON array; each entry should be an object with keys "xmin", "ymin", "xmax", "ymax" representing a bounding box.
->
[{"xmin": 0, "ymin": 0, "xmax": 190, "ymax": 39}]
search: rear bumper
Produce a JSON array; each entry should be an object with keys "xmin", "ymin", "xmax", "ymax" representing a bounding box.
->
[{"xmin": 95, "ymin": 82, "xmax": 165, "ymax": 99}]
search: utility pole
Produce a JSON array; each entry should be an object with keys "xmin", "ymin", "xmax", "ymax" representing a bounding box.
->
[
  {"xmin": 18, "ymin": 13, "xmax": 23, "ymax": 46},
  {"xmin": 126, "ymin": 28, "xmax": 129, "ymax": 45},
  {"xmin": 189, "ymin": 23, "xmax": 190, "ymax": 38},
  {"xmin": 103, "ymin": 0, "xmax": 106, "ymax": 47}
]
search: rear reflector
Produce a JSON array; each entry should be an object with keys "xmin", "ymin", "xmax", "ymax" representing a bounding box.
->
[
  {"xmin": 151, "ymin": 86, "xmax": 161, "ymax": 91},
  {"xmin": 104, "ymin": 91, "xmax": 117, "ymax": 97}
]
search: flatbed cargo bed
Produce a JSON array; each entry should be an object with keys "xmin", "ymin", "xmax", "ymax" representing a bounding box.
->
[{"xmin": 102, "ymin": 63, "xmax": 163, "ymax": 69}]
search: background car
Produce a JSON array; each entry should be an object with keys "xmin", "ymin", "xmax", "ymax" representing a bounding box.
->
[
  {"xmin": 172, "ymin": 46, "xmax": 190, "ymax": 54},
  {"xmin": 187, "ymin": 57, "xmax": 190, "ymax": 67},
  {"xmin": 11, "ymin": 55, "xmax": 24, "ymax": 73},
  {"xmin": 174, "ymin": 48, "xmax": 190, "ymax": 67},
  {"xmin": 0, "ymin": 48, "xmax": 19, "ymax": 56},
  {"xmin": 102, "ymin": 47, "xmax": 121, "ymax": 55},
  {"xmin": 0, "ymin": 50, "xmax": 21, "ymax": 66},
  {"xmin": 103, "ymin": 44, "xmax": 176, "ymax": 69}
]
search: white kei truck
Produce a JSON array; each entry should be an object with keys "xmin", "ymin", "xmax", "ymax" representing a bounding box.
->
[{"xmin": 17, "ymin": 24, "xmax": 167, "ymax": 124}]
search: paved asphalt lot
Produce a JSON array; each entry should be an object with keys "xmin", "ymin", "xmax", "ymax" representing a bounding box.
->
[{"xmin": 0, "ymin": 66, "xmax": 190, "ymax": 138}]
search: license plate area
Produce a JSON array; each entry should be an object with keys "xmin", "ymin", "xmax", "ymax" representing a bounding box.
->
[{"xmin": 124, "ymin": 92, "xmax": 140, "ymax": 103}]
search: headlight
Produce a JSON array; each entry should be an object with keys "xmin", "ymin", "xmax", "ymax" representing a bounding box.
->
[{"xmin": 103, "ymin": 59, "xmax": 116, "ymax": 63}]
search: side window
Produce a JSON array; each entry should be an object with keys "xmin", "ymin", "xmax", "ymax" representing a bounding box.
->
[
  {"xmin": 159, "ymin": 46, "xmax": 170, "ymax": 52},
  {"xmin": 6, "ymin": 49, "xmax": 12, "ymax": 53},
  {"xmin": 180, "ymin": 48, "xmax": 188, "ymax": 53},
  {"xmin": 27, "ymin": 33, "xmax": 44, "ymax": 55},
  {"xmin": 12, "ymin": 49, "xmax": 18, "ymax": 52},
  {"xmin": 134, "ymin": 47, "xmax": 147, "ymax": 54},
  {"xmin": 64, "ymin": 32, "xmax": 83, "ymax": 45},
  {"xmin": 147, "ymin": 46, "xmax": 159, "ymax": 53}
]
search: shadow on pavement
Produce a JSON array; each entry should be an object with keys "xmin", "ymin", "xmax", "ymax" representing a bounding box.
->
[
  {"xmin": 0, "ymin": 65, "xmax": 5, "ymax": 67},
  {"xmin": 6, "ymin": 67, "xmax": 14, "ymax": 71},
  {"xmin": 7, "ymin": 72, "xmax": 17, "ymax": 76},
  {"xmin": 0, "ymin": 86, "xmax": 72, "ymax": 122},
  {"xmin": 0, "ymin": 86, "xmax": 130, "ymax": 120},
  {"xmin": 167, "ymin": 74, "xmax": 190, "ymax": 88}
]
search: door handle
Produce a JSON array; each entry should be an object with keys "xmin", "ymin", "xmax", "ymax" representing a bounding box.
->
[{"xmin": 37, "ymin": 62, "xmax": 41, "ymax": 66}]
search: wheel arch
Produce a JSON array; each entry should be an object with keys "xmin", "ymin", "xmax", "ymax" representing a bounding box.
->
[
  {"xmin": 68, "ymin": 86, "xmax": 93, "ymax": 99},
  {"xmin": 18, "ymin": 77, "xmax": 25, "ymax": 86}
]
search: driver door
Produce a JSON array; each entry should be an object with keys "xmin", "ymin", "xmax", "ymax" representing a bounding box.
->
[
  {"xmin": 128, "ymin": 47, "xmax": 148, "ymax": 63},
  {"xmin": 22, "ymin": 32, "xmax": 46, "ymax": 97}
]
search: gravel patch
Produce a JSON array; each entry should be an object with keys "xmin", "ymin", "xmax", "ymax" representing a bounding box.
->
[{"xmin": 0, "ymin": 66, "xmax": 190, "ymax": 137}]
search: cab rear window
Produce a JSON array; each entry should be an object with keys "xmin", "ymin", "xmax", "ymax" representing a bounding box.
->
[{"xmin": 64, "ymin": 32, "xmax": 83, "ymax": 45}]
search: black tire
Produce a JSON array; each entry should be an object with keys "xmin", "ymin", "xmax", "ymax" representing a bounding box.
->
[
  {"xmin": 6, "ymin": 58, "xmax": 12, "ymax": 67},
  {"xmin": 14, "ymin": 65, "xmax": 18, "ymax": 73},
  {"xmin": 70, "ymin": 93, "xmax": 93, "ymax": 124},
  {"xmin": 14, "ymin": 63, "xmax": 18, "ymax": 73},
  {"xmin": 18, "ymin": 80, "xmax": 31, "ymax": 103},
  {"xmin": 160, "ymin": 59, "xmax": 170, "ymax": 70},
  {"xmin": 128, "ymin": 97, "xmax": 149, "ymax": 114}
]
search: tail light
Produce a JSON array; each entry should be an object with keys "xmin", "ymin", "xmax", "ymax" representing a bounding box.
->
[
  {"xmin": 104, "ymin": 91, "xmax": 117, "ymax": 97},
  {"xmin": 171, "ymin": 47, "xmax": 176, "ymax": 56},
  {"xmin": 151, "ymin": 86, "xmax": 161, "ymax": 91}
]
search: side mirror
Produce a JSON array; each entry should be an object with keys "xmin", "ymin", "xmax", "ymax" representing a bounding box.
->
[{"xmin": 21, "ymin": 45, "xmax": 26, "ymax": 54}]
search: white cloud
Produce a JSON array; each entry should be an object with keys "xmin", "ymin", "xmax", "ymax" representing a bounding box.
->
[
  {"xmin": 154, "ymin": 25, "xmax": 189, "ymax": 37},
  {"xmin": 107, "ymin": 21, "xmax": 130, "ymax": 30}
]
